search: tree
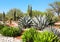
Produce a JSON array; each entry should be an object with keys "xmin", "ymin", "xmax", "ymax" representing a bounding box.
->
[
  {"xmin": 49, "ymin": 2, "xmax": 60, "ymax": 16},
  {"xmin": 6, "ymin": 8, "xmax": 23, "ymax": 20},
  {"xmin": 46, "ymin": 10, "xmax": 56, "ymax": 24},
  {"xmin": 45, "ymin": 9, "xmax": 58, "ymax": 29},
  {"xmin": 32, "ymin": 10, "xmax": 45, "ymax": 17}
]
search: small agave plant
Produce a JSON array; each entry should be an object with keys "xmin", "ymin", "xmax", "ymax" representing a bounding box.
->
[
  {"xmin": 50, "ymin": 27, "xmax": 60, "ymax": 37},
  {"xmin": 18, "ymin": 16, "xmax": 32, "ymax": 29},
  {"xmin": 32, "ymin": 15, "xmax": 49, "ymax": 30}
]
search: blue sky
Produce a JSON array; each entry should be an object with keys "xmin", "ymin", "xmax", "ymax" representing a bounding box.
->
[{"xmin": 0, "ymin": 0, "xmax": 60, "ymax": 13}]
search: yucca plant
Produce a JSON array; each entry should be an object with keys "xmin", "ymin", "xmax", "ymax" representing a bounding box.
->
[
  {"xmin": 32, "ymin": 15, "xmax": 49, "ymax": 30},
  {"xmin": 18, "ymin": 16, "xmax": 32, "ymax": 29}
]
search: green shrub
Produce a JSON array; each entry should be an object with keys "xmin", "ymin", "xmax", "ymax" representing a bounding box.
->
[
  {"xmin": 22, "ymin": 28, "xmax": 38, "ymax": 42},
  {"xmin": 0, "ymin": 25, "xmax": 4, "ymax": 33},
  {"xmin": 35, "ymin": 31, "xmax": 60, "ymax": 42},
  {"xmin": 22, "ymin": 28, "xmax": 60, "ymax": 42},
  {"xmin": 1, "ymin": 26, "xmax": 21, "ymax": 37},
  {"xmin": 0, "ymin": 25, "xmax": 4, "ymax": 30}
]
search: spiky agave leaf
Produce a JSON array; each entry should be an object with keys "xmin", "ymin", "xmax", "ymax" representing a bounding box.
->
[
  {"xmin": 18, "ymin": 16, "xmax": 32, "ymax": 29},
  {"xmin": 32, "ymin": 15, "xmax": 48, "ymax": 30}
]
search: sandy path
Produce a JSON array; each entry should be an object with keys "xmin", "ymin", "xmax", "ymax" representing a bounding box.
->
[{"xmin": 0, "ymin": 34, "xmax": 22, "ymax": 42}]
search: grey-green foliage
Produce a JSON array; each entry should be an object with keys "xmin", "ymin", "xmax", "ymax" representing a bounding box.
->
[
  {"xmin": 43, "ymin": 27, "xmax": 60, "ymax": 37},
  {"xmin": 18, "ymin": 16, "xmax": 32, "ymax": 29},
  {"xmin": 53, "ymin": 28, "xmax": 60, "ymax": 37},
  {"xmin": 51, "ymin": 28, "xmax": 60, "ymax": 37},
  {"xmin": 32, "ymin": 15, "xmax": 48, "ymax": 30}
]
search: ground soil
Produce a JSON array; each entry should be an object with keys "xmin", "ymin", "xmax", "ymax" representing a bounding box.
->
[
  {"xmin": 15, "ymin": 31, "xmax": 24, "ymax": 39},
  {"xmin": 53, "ymin": 26, "xmax": 60, "ymax": 28}
]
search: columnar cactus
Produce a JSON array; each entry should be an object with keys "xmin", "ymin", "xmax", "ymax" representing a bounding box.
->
[
  {"xmin": 3, "ymin": 12, "xmax": 5, "ymax": 24},
  {"xmin": 13, "ymin": 10, "xmax": 16, "ymax": 21},
  {"xmin": 28, "ymin": 5, "xmax": 32, "ymax": 17}
]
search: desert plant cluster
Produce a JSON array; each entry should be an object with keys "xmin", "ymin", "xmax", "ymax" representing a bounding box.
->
[{"xmin": 0, "ymin": 1, "xmax": 60, "ymax": 42}]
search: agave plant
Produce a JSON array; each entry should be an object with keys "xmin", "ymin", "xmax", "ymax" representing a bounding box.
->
[
  {"xmin": 32, "ymin": 15, "xmax": 49, "ymax": 30},
  {"xmin": 18, "ymin": 16, "xmax": 32, "ymax": 29},
  {"xmin": 43, "ymin": 27, "xmax": 60, "ymax": 37},
  {"xmin": 49, "ymin": 27, "xmax": 60, "ymax": 37}
]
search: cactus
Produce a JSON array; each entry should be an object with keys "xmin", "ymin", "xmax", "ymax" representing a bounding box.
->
[
  {"xmin": 13, "ymin": 10, "xmax": 16, "ymax": 21},
  {"xmin": 2, "ymin": 12, "xmax": 5, "ymax": 24},
  {"xmin": 28, "ymin": 5, "xmax": 32, "ymax": 17}
]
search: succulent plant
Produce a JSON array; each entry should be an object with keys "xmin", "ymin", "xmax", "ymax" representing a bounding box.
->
[
  {"xmin": 43, "ymin": 27, "xmax": 60, "ymax": 37},
  {"xmin": 32, "ymin": 15, "xmax": 49, "ymax": 30},
  {"xmin": 13, "ymin": 10, "xmax": 16, "ymax": 21},
  {"xmin": 28, "ymin": 5, "xmax": 32, "ymax": 17},
  {"xmin": 50, "ymin": 28, "xmax": 60, "ymax": 37},
  {"xmin": 18, "ymin": 16, "xmax": 32, "ymax": 29},
  {"xmin": 2, "ymin": 12, "xmax": 6, "ymax": 26}
]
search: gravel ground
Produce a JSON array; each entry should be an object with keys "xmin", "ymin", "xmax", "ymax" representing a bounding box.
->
[{"xmin": 0, "ymin": 34, "xmax": 22, "ymax": 42}]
